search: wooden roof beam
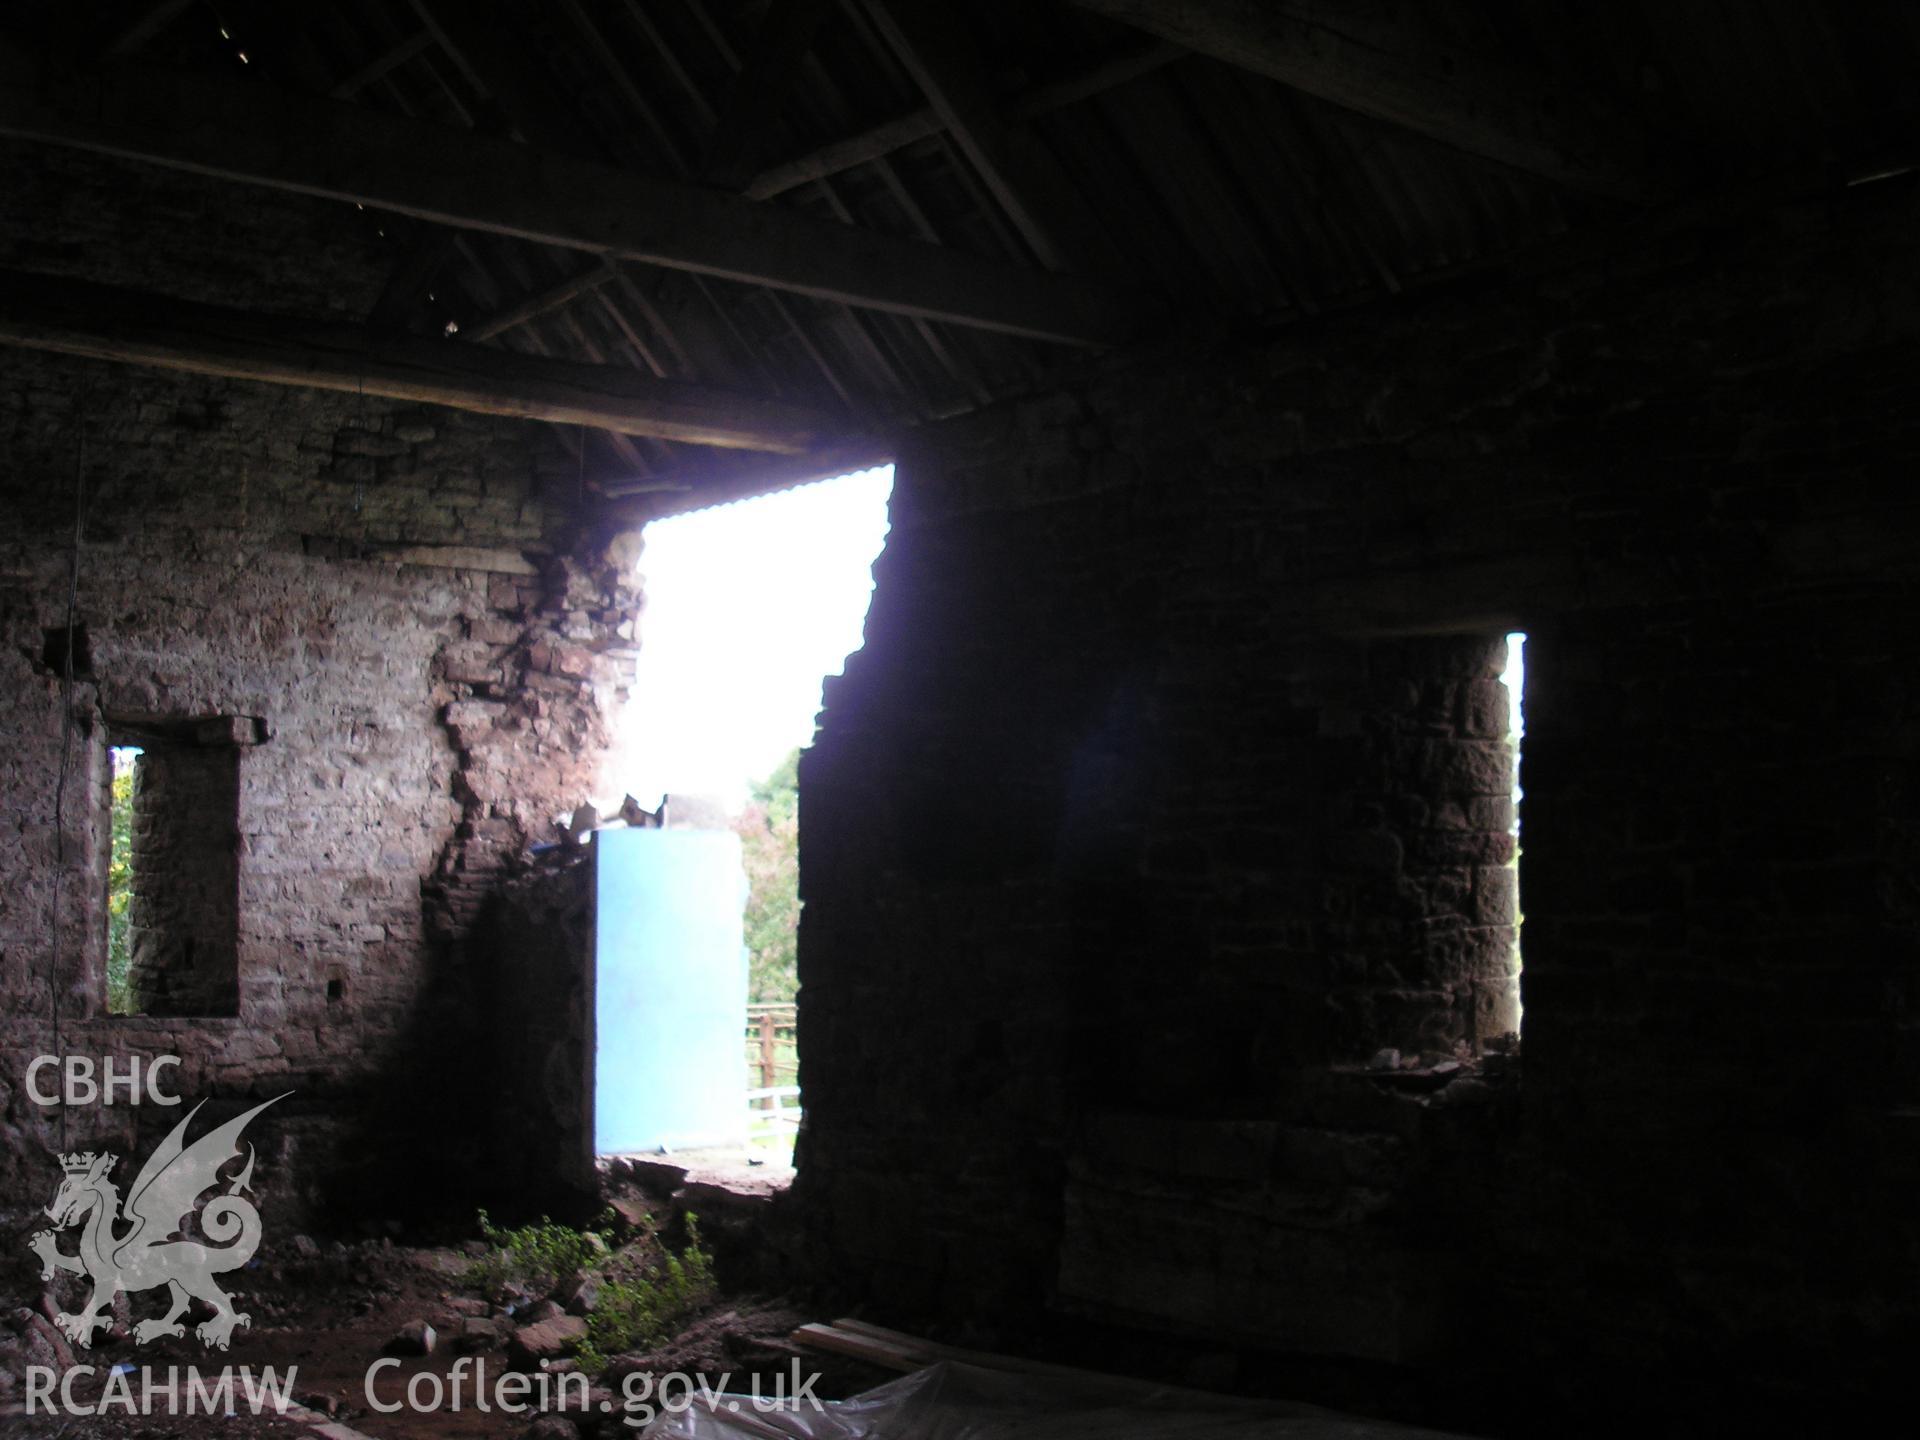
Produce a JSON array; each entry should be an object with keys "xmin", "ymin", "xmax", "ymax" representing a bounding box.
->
[
  {"xmin": 1067, "ymin": 0, "xmax": 1665, "ymax": 203},
  {"xmin": 742, "ymin": 41, "xmax": 1181, "ymax": 200},
  {"xmin": 857, "ymin": 0, "xmax": 1121, "ymax": 275},
  {"xmin": 330, "ymin": 32, "xmax": 436, "ymax": 101},
  {"xmin": 100, "ymin": 0, "xmax": 196, "ymax": 59},
  {"xmin": 0, "ymin": 272, "xmax": 840, "ymax": 453},
  {"xmin": 703, "ymin": 0, "xmax": 835, "ymax": 188},
  {"xmin": 0, "ymin": 44, "xmax": 1134, "ymax": 347},
  {"xmin": 464, "ymin": 260, "xmax": 620, "ymax": 343}
]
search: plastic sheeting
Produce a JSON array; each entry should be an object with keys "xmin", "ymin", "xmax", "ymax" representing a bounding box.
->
[{"xmin": 638, "ymin": 1361, "xmax": 1477, "ymax": 1439}]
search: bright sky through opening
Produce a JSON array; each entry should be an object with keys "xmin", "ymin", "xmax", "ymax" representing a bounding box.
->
[
  {"xmin": 1501, "ymin": 631, "xmax": 1527, "ymax": 1028},
  {"xmin": 616, "ymin": 466, "xmax": 894, "ymax": 811},
  {"xmin": 1501, "ymin": 631, "xmax": 1526, "ymax": 831}
]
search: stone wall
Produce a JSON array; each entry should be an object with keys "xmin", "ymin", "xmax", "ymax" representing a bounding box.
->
[
  {"xmin": 0, "ymin": 349, "xmax": 644, "ymax": 1226},
  {"xmin": 0, "ymin": 142, "xmax": 643, "ymax": 1227},
  {"xmin": 795, "ymin": 178, "xmax": 1920, "ymax": 1420}
]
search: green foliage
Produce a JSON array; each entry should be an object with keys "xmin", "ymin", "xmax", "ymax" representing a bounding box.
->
[
  {"xmin": 106, "ymin": 762, "xmax": 134, "ymax": 1014},
  {"xmin": 734, "ymin": 749, "xmax": 800, "ymax": 1004},
  {"xmin": 464, "ymin": 1209, "xmax": 613, "ymax": 1300},
  {"xmin": 464, "ymin": 1208, "xmax": 719, "ymax": 1374},
  {"xmin": 577, "ymin": 1214, "xmax": 718, "ymax": 1371},
  {"xmin": 749, "ymin": 749, "xmax": 799, "ymax": 829}
]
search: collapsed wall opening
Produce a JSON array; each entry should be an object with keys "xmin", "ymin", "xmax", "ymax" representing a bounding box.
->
[{"xmin": 596, "ymin": 466, "xmax": 894, "ymax": 1165}]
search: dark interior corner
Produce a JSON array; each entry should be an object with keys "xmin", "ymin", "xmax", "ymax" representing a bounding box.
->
[{"xmin": 1, "ymin": 1, "xmax": 1917, "ymax": 1435}]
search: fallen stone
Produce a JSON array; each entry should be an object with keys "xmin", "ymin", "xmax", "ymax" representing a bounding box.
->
[
  {"xmin": 499, "ymin": 1283, "xmax": 536, "ymax": 1312},
  {"xmin": 559, "ymin": 1274, "xmax": 600, "ymax": 1316},
  {"xmin": 622, "ymin": 1163, "xmax": 687, "ymax": 1200},
  {"xmin": 523, "ymin": 1417, "xmax": 577, "ymax": 1439},
  {"xmin": 509, "ymin": 1315, "xmax": 587, "ymax": 1368},
  {"xmin": 524, "ymin": 1298, "xmax": 564, "ymax": 1325},
  {"xmin": 1367, "ymin": 1047, "xmax": 1401, "ymax": 1070},
  {"xmin": 456, "ymin": 1316, "xmax": 507, "ymax": 1353},
  {"xmin": 610, "ymin": 1198, "xmax": 656, "ymax": 1228},
  {"xmin": 385, "ymin": 1320, "xmax": 437, "ymax": 1356}
]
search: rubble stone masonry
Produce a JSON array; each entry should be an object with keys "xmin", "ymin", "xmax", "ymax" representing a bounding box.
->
[
  {"xmin": 0, "ymin": 141, "xmax": 642, "ymax": 1227},
  {"xmin": 796, "ymin": 179, "xmax": 1920, "ymax": 1415}
]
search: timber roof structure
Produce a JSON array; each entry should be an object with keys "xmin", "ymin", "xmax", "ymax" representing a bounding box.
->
[{"xmin": 3, "ymin": 0, "xmax": 1916, "ymax": 511}]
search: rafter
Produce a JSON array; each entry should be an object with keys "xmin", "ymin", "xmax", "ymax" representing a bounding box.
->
[
  {"xmin": 1067, "ymin": 0, "xmax": 1663, "ymax": 202},
  {"xmin": 743, "ymin": 41, "xmax": 1180, "ymax": 200},
  {"xmin": 0, "ymin": 272, "xmax": 839, "ymax": 453},
  {"xmin": 703, "ymin": 0, "xmax": 834, "ymax": 188},
  {"xmin": 330, "ymin": 32, "xmax": 435, "ymax": 100},
  {"xmin": 100, "ymin": 0, "xmax": 196, "ymax": 59},
  {"xmin": 857, "ymin": 0, "xmax": 1119, "ymax": 275},
  {"xmin": 407, "ymin": 0, "xmax": 576, "ymax": 152},
  {"xmin": 0, "ymin": 45, "xmax": 1133, "ymax": 347},
  {"xmin": 464, "ymin": 261, "xmax": 619, "ymax": 343}
]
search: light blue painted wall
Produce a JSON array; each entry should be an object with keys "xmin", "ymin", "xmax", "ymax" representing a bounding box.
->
[{"xmin": 593, "ymin": 827, "xmax": 748, "ymax": 1153}]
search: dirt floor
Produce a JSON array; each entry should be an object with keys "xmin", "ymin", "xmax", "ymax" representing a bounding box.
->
[{"xmin": 0, "ymin": 1226, "xmax": 891, "ymax": 1439}]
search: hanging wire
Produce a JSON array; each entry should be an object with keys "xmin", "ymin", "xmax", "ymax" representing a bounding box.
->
[{"xmin": 48, "ymin": 426, "xmax": 88, "ymax": 1153}]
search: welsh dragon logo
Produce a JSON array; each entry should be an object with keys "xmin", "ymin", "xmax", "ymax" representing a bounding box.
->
[{"xmin": 27, "ymin": 1094, "xmax": 287, "ymax": 1351}]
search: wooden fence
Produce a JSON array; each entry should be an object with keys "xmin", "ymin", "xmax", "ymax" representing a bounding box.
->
[{"xmin": 746, "ymin": 1003, "xmax": 800, "ymax": 1135}]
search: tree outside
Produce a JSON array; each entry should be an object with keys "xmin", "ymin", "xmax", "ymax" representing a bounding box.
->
[
  {"xmin": 733, "ymin": 748, "xmax": 799, "ymax": 1004},
  {"xmin": 106, "ymin": 748, "xmax": 138, "ymax": 1013}
]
